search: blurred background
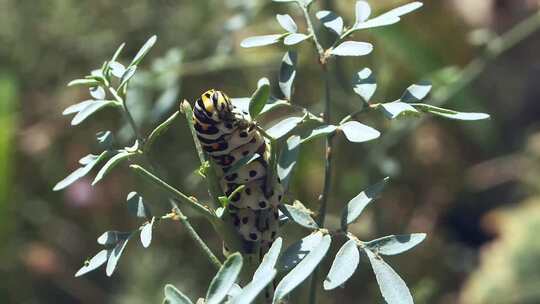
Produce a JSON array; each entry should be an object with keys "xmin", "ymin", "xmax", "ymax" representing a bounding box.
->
[{"xmin": 1, "ymin": 0, "xmax": 540, "ymax": 303}]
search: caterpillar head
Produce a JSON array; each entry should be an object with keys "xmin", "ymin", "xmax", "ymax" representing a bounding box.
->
[{"xmin": 198, "ymin": 89, "xmax": 234, "ymax": 121}]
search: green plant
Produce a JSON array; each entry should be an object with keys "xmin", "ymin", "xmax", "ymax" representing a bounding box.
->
[{"xmin": 54, "ymin": 1, "xmax": 489, "ymax": 303}]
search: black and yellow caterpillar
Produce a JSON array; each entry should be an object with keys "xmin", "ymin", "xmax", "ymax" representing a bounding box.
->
[{"xmin": 193, "ymin": 89, "xmax": 283, "ymax": 255}]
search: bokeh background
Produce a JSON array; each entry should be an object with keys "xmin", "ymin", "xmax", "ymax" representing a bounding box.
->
[{"xmin": 1, "ymin": 0, "xmax": 540, "ymax": 303}]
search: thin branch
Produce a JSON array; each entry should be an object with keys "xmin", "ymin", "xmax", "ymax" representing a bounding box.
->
[{"xmin": 109, "ymin": 87, "xmax": 143, "ymax": 142}]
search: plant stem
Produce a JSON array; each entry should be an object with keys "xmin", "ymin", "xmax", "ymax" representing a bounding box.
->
[
  {"xmin": 109, "ymin": 87, "xmax": 143, "ymax": 142},
  {"xmin": 129, "ymin": 164, "xmax": 214, "ymax": 220},
  {"xmin": 171, "ymin": 203, "xmax": 222, "ymax": 270}
]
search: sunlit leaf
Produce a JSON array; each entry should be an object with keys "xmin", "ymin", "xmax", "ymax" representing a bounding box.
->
[
  {"xmin": 241, "ymin": 35, "xmax": 282, "ymax": 48},
  {"xmin": 316, "ymin": 10, "xmax": 343, "ymax": 35},
  {"xmin": 341, "ymin": 177, "xmax": 389, "ymax": 228},
  {"xmin": 330, "ymin": 41, "xmax": 373, "ymax": 56},
  {"xmin": 284, "ymin": 33, "xmax": 309, "ymax": 45},
  {"xmin": 92, "ymin": 151, "xmax": 133, "ymax": 186},
  {"xmin": 206, "ymin": 253, "xmax": 243, "ymax": 304},
  {"xmin": 230, "ymin": 270, "xmax": 276, "ymax": 304},
  {"xmin": 106, "ymin": 235, "xmax": 131, "ymax": 276},
  {"xmin": 97, "ymin": 230, "xmax": 131, "ymax": 246},
  {"xmin": 366, "ymin": 233, "xmax": 426, "ymax": 255},
  {"xmin": 277, "ymin": 231, "xmax": 323, "ymax": 272},
  {"xmin": 108, "ymin": 61, "xmax": 126, "ymax": 78},
  {"xmin": 354, "ymin": 1, "xmax": 423, "ymax": 30},
  {"xmin": 53, "ymin": 151, "xmax": 109, "ymax": 191},
  {"xmin": 63, "ymin": 100, "xmax": 96, "ymax": 115},
  {"xmin": 89, "ymin": 86, "xmax": 106, "ymax": 99},
  {"xmin": 67, "ymin": 79, "xmax": 100, "ymax": 87},
  {"xmin": 70, "ymin": 100, "xmax": 117, "ymax": 126},
  {"xmin": 253, "ymin": 238, "xmax": 283, "ymax": 281},
  {"xmin": 273, "ymin": 234, "xmax": 331, "ymax": 303},
  {"xmin": 75, "ymin": 249, "xmax": 110, "ymax": 277},
  {"xmin": 279, "ymin": 51, "xmax": 297, "ymax": 100},
  {"xmin": 379, "ymin": 102, "xmax": 420, "ymax": 120},
  {"xmin": 164, "ymin": 284, "xmax": 193, "ymax": 304},
  {"xmin": 365, "ymin": 249, "xmax": 413, "ymax": 304},
  {"xmin": 281, "ymin": 202, "xmax": 318, "ymax": 229},
  {"xmin": 96, "ymin": 130, "xmax": 114, "ymax": 150},
  {"xmin": 352, "ymin": 68, "xmax": 377, "ymax": 102},
  {"xmin": 130, "ymin": 35, "xmax": 157, "ymax": 67},
  {"xmin": 249, "ymin": 78, "xmax": 270, "ymax": 118},
  {"xmin": 140, "ymin": 218, "xmax": 154, "ymax": 248},
  {"xmin": 324, "ymin": 240, "xmax": 360, "ymax": 290},
  {"xmin": 340, "ymin": 121, "xmax": 380, "ymax": 143},
  {"xmin": 276, "ymin": 14, "xmax": 298, "ymax": 32},
  {"xmin": 278, "ymin": 135, "xmax": 301, "ymax": 188},
  {"xmin": 300, "ymin": 124, "xmax": 337, "ymax": 143},
  {"xmin": 119, "ymin": 65, "xmax": 137, "ymax": 89},
  {"xmin": 355, "ymin": 1, "xmax": 371, "ymax": 23},
  {"xmin": 412, "ymin": 103, "xmax": 490, "ymax": 120},
  {"xmin": 400, "ymin": 82, "xmax": 432, "ymax": 102},
  {"xmin": 266, "ymin": 116, "xmax": 305, "ymax": 140}
]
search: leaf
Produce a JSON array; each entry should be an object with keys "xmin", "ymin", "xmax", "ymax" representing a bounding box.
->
[
  {"xmin": 380, "ymin": 102, "xmax": 420, "ymax": 120},
  {"xmin": 400, "ymin": 82, "xmax": 432, "ymax": 102},
  {"xmin": 341, "ymin": 177, "xmax": 389, "ymax": 228},
  {"xmin": 62, "ymin": 100, "xmax": 96, "ymax": 115},
  {"xmin": 108, "ymin": 61, "xmax": 126, "ymax": 78},
  {"xmin": 96, "ymin": 130, "xmax": 114, "ymax": 150},
  {"xmin": 89, "ymin": 86, "xmax": 106, "ymax": 99},
  {"xmin": 352, "ymin": 68, "xmax": 377, "ymax": 102},
  {"xmin": 366, "ymin": 233, "xmax": 426, "ymax": 256},
  {"xmin": 206, "ymin": 253, "xmax": 243, "ymax": 304},
  {"xmin": 249, "ymin": 78, "xmax": 270, "ymax": 118},
  {"xmin": 284, "ymin": 33, "xmax": 309, "ymax": 45},
  {"xmin": 106, "ymin": 235, "xmax": 131, "ymax": 276},
  {"xmin": 119, "ymin": 65, "xmax": 137, "ymax": 89},
  {"xmin": 230, "ymin": 270, "xmax": 277, "ymax": 304},
  {"xmin": 281, "ymin": 203, "xmax": 318, "ymax": 229},
  {"xmin": 276, "ymin": 14, "xmax": 297, "ymax": 32},
  {"xmin": 126, "ymin": 192, "xmax": 151, "ymax": 218},
  {"xmin": 300, "ymin": 124, "xmax": 337, "ymax": 143},
  {"xmin": 273, "ymin": 234, "xmax": 331, "ymax": 304},
  {"xmin": 354, "ymin": 1, "xmax": 423, "ymax": 30},
  {"xmin": 365, "ymin": 249, "xmax": 413, "ymax": 304},
  {"xmin": 266, "ymin": 117, "xmax": 304, "ymax": 140},
  {"xmin": 71, "ymin": 100, "xmax": 117, "ymax": 126},
  {"xmin": 130, "ymin": 35, "xmax": 157, "ymax": 67},
  {"xmin": 253, "ymin": 238, "xmax": 283, "ymax": 281},
  {"xmin": 92, "ymin": 151, "xmax": 133, "ymax": 186},
  {"xmin": 339, "ymin": 121, "xmax": 380, "ymax": 143},
  {"xmin": 75, "ymin": 249, "xmax": 110, "ymax": 277},
  {"xmin": 412, "ymin": 103, "xmax": 490, "ymax": 121},
  {"xmin": 316, "ymin": 10, "xmax": 343, "ymax": 35},
  {"xmin": 140, "ymin": 218, "xmax": 154, "ymax": 248},
  {"xmin": 97, "ymin": 230, "xmax": 131, "ymax": 246},
  {"xmin": 67, "ymin": 79, "xmax": 100, "ymax": 87},
  {"xmin": 277, "ymin": 135, "xmax": 301, "ymax": 188},
  {"xmin": 241, "ymin": 35, "xmax": 282, "ymax": 48},
  {"xmin": 324, "ymin": 240, "xmax": 360, "ymax": 290},
  {"xmin": 227, "ymin": 284, "xmax": 243, "ymax": 298},
  {"xmin": 330, "ymin": 41, "xmax": 373, "ymax": 56},
  {"xmin": 53, "ymin": 151, "xmax": 109, "ymax": 191},
  {"xmin": 277, "ymin": 231, "xmax": 323, "ymax": 272},
  {"xmin": 279, "ymin": 51, "xmax": 297, "ymax": 100},
  {"xmin": 146, "ymin": 111, "xmax": 180, "ymax": 151},
  {"xmin": 111, "ymin": 42, "xmax": 126, "ymax": 62},
  {"xmin": 355, "ymin": 1, "xmax": 371, "ymax": 23},
  {"xmin": 164, "ymin": 284, "xmax": 194, "ymax": 304}
]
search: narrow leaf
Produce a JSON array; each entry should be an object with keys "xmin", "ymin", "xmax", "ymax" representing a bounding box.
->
[
  {"xmin": 300, "ymin": 125, "xmax": 337, "ymax": 143},
  {"xmin": 342, "ymin": 177, "xmax": 389, "ymax": 228},
  {"xmin": 71, "ymin": 100, "xmax": 117, "ymax": 126},
  {"xmin": 284, "ymin": 33, "xmax": 309, "ymax": 45},
  {"xmin": 53, "ymin": 151, "xmax": 108, "ymax": 191},
  {"xmin": 253, "ymin": 238, "xmax": 283, "ymax": 280},
  {"xmin": 97, "ymin": 231, "xmax": 130, "ymax": 246},
  {"xmin": 316, "ymin": 10, "xmax": 343, "ymax": 35},
  {"xmin": 130, "ymin": 35, "xmax": 157, "ymax": 67},
  {"xmin": 330, "ymin": 41, "xmax": 373, "ymax": 56},
  {"xmin": 281, "ymin": 203, "xmax": 318, "ymax": 229},
  {"xmin": 273, "ymin": 234, "xmax": 331, "ymax": 303},
  {"xmin": 412, "ymin": 103, "xmax": 490, "ymax": 120},
  {"xmin": 75, "ymin": 249, "xmax": 110, "ymax": 277},
  {"xmin": 106, "ymin": 235, "xmax": 131, "ymax": 276},
  {"xmin": 279, "ymin": 51, "xmax": 297, "ymax": 100},
  {"xmin": 92, "ymin": 151, "xmax": 132, "ymax": 186},
  {"xmin": 380, "ymin": 102, "xmax": 420, "ymax": 120},
  {"xmin": 249, "ymin": 78, "xmax": 270, "ymax": 118},
  {"xmin": 241, "ymin": 35, "xmax": 282, "ymax": 48},
  {"xmin": 354, "ymin": 1, "xmax": 423, "ymax": 30},
  {"xmin": 62, "ymin": 100, "xmax": 96, "ymax": 115},
  {"xmin": 127, "ymin": 192, "xmax": 151, "ymax": 218},
  {"xmin": 324, "ymin": 240, "xmax": 360, "ymax": 290},
  {"xmin": 340, "ymin": 121, "xmax": 380, "ymax": 143},
  {"xmin": 352, "ymin": 68, "xmax": 377, "ymax": 102},
  {"xmin": 366, "ymin": 233, "xmax": 426, "ymax": 256},
  {"xmin": 206, "ymin": 253, "xmax": 243, "ymax": 304},
  {"xmin": 365, "ymin": 249, "xmax": 413, "ymax": 304},
  {"xmin": 111, "ymin": 42, "xmax": 126, "ymax": 62},
  {"xmin": 164, "ymin": 284, "xmax": 194, "ymax": 304},
  {"xmin": 230, "ymin": 270, "xmax": 277, "ymax": 304},
  {"xmin": 89, "ymin": 86, "xmax": 106, "ymax": 100},
  {"xmin": 266, "ymin": 116, "xmax": 304, "ymax": 140},
  {"xmin": 277, "ymin": 231, "xmax": 323, "ymax": 272},
  {"xmin": 355, "ymin": 1, "xmax": 371, "ymax": 23},
  {"xmin": 119, "ymin": 65, "xmax": 137, "ymax": 89},
  {"xmin": 400, "ymin": 82, "xmax": 432, "ymax": 102},
  {"xmin": 109, "ymin": 61, "xmax": 126, "ymax": 78},
  {"xmin": 67, "ymin": 79, "xmax": 100, "ymax": 87},
  {"xmin": 276, "ymin": 14, "xmax": 297, "ymax": 32},
  {"xmin": 277, "ymin": 135, "xmax": 301, "ymax": 188},
  {"xmin": 140, "ymin": 218, "xmax": 154, "ymax": 248}
]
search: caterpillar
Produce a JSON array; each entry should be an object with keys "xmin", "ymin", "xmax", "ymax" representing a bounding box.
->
[{"xmin": 193, "ymin": 89, "xmax": 284, "ymax": 256}]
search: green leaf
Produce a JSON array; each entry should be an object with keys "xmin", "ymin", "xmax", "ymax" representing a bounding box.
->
[
  {"xmin": 71, "ymin": 100, "xmax": 117, "ymax": 126},
  {"xmin": 206, "ymin": 253, "xmax": 243, "ymax": 304},
  {"xmin": 67, "ymin": 79, "xmax": 100, "ymax": 87},
  {"xmin": 97, "ymin": 230, "xmax": 131, "ymax": 246},
  {"xmin": 130, "ymin": 35, "xmax": 157, "ymax": 67},
  {"xmin": 53, "ymin": 151, "xmax": 109, "ymax": 191},
  {"xmin": 273, "ymin": 234, "xmax": 331, "ymax": 304},
  {"xmin": 89, "ymin": 86, "xmax": 106, "ymax": 99},
  {"xmin": 231, "ymin": 271, "xmax": 276, "ymax": 304},
  {"xmin": 249, "ymin": 78, "xmax": 270, "ymax": 118},
  {"xmin": 300, "ymin": 124, "xmax": 337, "ymax": 143},
  {"xmin": 330, "ymin": 41, "xmax": 373, "ymax": 56},
  {"xmin": 75, "ymin": 249, "xmax": 111, "ymax": 277},
  {"xmin": 352, "ymin": 68, "xmax": 377, "ymax": 102},
  {"xmin": 277, "ymin": 231, "xmax": 323, "ymax": 272},
  {"xmin": 355, "ymin": 1, "xmax": 371, "ymax": 23},
  {"xmin": 126, "ymin": 191, "xmax": 151, "ymax": 218},
  {"xmin": 412, "ymin": 103, "xmax": 490, "ymax": 120},
  {"xmin": 241, "ymin": 35, "xmax": 282, "ymax": 48},
  {"xmin": 281, "ymin": 202, "xmax": 318, "ymax": 229},
  {"xmin": 278, "ymin": 135, "xmax": 301, "ymax": 188},
  {"xmin": 266, "ymin": 116, "xmax": 305, "ymax": 140},
  {"xmin": 62, "ymin": 100, "xmax": 96, "ymax": 115},
  {"xmin": 140, "ymin": 217, "xmax": 154, "ymax": 248},
  {"xmin": 284, "ymin": 33, "xmax": 309, "ymax": 45},
  {"xmin": 365, "ymin": 249, "xmax": 413, "ymax": 304},
  {"xmin": 119, "ymin": 65, "xmax": 137, "ymax": 89},
  {"xmin": 400, "ymin": 82, "xmax": 432, "ymax": 102},
  {"xmin": 106, "ymin": 234, "xmax": 131, "ymax": 276},
  {"xmin": 279, "ymin": 51, "xmax": 297, "ymax": 100},
  {"xmin": 366, "ymin": 233, "xmax": 426, "ymax": 255},
  {"xmin": 324, "ymin": 239, "xmax": 360, "ymax": 290},
  {"xmin": 111, "ymin": 42, "xmax": 126, "ymax": 62},
  {"xmin": 276, "ymin": 14, "xmax": 297, "ymax": 32},
  {"xmin": 109, "ymin": 61, "xmax": 126, "ymax": 78},
  {"xmin": 379, "ymin": 102, "xmax": 420, "ymax": 120},
  {"xmin": 316, "ymin": 10, "xmax": 343, "ymax": 35},
  {"xmin": 354, "ymin": 1, "xmax": 423, "ymax": 30},
  {"xmin": 341, "ymin": 177, "xmax": 389, "ymax": 228},
  {"xmin": 164, "ymin": 284, "xmax": 194, "ymax": 304},
  {"xmin": 145, "ymin": 111, "xmax": 180, "ymax": 152},
  {"xmin": 339, "ymin": 121, "xmax": 380, "ymax": 143},
  {"xmin": 92, "ymin": 151, "xmax": 133, "ymax": 186},
  {"xmin": 253, "ymin": 237, "xmax": 283, "ymax": 280},
  {"xmin": 96, "ymin": 131, "xmax": 114, "ymax": 150}
]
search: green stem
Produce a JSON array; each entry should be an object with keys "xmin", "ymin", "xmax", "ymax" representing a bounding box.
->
[
  {"xmin": 109, "ymin": 87, "xmax": 143, "ymax": 142},
  {"xmin": 130, "ymin": 164, "xmax": 214, "ymax": 220},
  {"xmin": 171, "ymin": 204, "xmax": 222, "ymax": 270}
]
